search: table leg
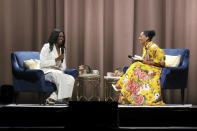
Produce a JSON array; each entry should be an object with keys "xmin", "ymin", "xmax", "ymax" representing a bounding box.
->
[
  {"xmin": 104, "ymin": 79, "xmax": 107, "ymax": 101},
  {"xmin": 76, "ymin": 79, "xmax": 79, "ymax": 101}
]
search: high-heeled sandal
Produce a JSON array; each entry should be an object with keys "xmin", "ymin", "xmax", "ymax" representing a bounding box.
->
[
  {"xmin": 112, "ymin": 84, "xmax": 121, "ymax": 91},
  {"xmin": 45, "ymin": 98, "xmax": 55, "ymax": 105},
  {"xmin": 62, "ymin": 98, "xmax": 69, "ymax": 104}
]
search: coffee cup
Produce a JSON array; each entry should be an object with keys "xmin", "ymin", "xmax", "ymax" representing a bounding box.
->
[
  {"xmin": 92, "ymin": 70, "xmax": 99, "ymax": 75},
  {"xmin": 107, "ymin": 72, "xmax": 113, "ymax": 77}
]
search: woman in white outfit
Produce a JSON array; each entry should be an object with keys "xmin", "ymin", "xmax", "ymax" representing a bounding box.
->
[{"xmin": 40, "ymin": 29, "xmax": 75, "ymax": 105}]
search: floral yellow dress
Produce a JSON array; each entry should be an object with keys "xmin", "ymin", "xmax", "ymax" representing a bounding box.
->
[{"xmin": 117, "ymin": 41, "xmax": 165, "ymax": 106}]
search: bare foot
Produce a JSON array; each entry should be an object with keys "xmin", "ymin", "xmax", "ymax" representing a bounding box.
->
[
  {"xmin": 116, "ymin": 84, "xmax": 121, "ymax": 89},
  {"xmin": 112, "ymin": 84, "xmax": 121, "ymax": 91},
  {"xmin": 68, "ymin": 97, "xmax": 72, "ymax": 101}
]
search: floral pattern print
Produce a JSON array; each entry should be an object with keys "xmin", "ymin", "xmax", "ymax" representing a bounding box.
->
[{"xmin": 117, "ymin": 41, "xmax": 165, "ymax": 106}]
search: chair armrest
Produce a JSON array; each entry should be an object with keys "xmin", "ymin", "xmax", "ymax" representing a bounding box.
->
[
  {"xmin": 161, "ymin": 65, "xmax": 189, "ymax": 89},
  {"xmin": 123, "ymin": 66, "xmax": 130, "ymax": 73},
  {"xmin": 64, "ymin": 69, "xmax": 79, "ymax": 79},
  {"xmin": 13, "ymin": 69, "xmax": 45, "ymax": 82},
  {"xmin": 24, "ymin": 69, "xmax": 45, "ymax": 79},
  {"xmin": 162, "ymin": 65, "xmax": 188, "ymax": 76}
]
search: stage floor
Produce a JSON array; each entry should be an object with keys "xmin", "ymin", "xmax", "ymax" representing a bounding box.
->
[
  {"xmin": 0, "ymin": 103, "xmax": 193, "ymax": 108},
  {"xmin": 0, "ymin": 103, "xmax": 196, "ymax": 130}
]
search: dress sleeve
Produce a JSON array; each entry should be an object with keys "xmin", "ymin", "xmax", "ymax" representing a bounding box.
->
[
  {"xmin": 40, "ymin": 44, "xmax": 56, "ymax": 68},
  {"xmin": 151, "ymin": 46, "xmax": 165, "ymax": 67}
]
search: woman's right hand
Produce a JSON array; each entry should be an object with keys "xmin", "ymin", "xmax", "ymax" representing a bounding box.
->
[
  {"xmin": 51, "ymin": 66, "xmax": 61, "ymax": 70},
  {"xmin": 55, "ymin": 54, "xmax": 64, "ymax": 62}
]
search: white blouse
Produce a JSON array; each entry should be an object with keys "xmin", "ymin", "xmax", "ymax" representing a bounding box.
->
[{"xmin": 40, "ymin": 43, "xmax": 66, "ymax": 74}]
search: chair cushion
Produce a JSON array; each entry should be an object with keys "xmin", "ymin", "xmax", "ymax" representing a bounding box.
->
[
  {"xmin": 165, "ymin": 55, "xmax": 181, "ymax": 67},
  {"xmin": 23, "ymin": 59, "xmax": 40, "ymax": 69}
]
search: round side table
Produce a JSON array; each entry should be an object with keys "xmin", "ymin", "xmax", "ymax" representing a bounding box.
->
[
  {"xmin": 76, "ymin": 74, "xmax": 100, "ymax": 101},
  {"xmin": 104, "ymin": 76, "xmax": 120, "ymax": 101}
]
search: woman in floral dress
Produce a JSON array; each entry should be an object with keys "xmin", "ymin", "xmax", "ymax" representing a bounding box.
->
[{"xmin": 115, "ymin": 30, "xmax": 165, "ymax": 106}]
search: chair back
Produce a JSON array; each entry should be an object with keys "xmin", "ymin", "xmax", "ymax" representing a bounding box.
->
[
  {"xmin": 11, "ymin": 51, "xmax": 40, "ymax": 71},
  {"xmin": 163, "ymin": 49, "xmax": 190, "ymax": 68}
]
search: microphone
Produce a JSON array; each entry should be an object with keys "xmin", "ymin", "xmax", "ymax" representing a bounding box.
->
[{"xmin": 61, "ymin": 47, "xmax": 64, "ymax": 63}]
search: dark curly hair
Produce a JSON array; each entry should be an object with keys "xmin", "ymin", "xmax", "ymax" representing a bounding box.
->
[
  {"xmin": 144, "ymin": 30, "xmax": 156, "ymax": 41},
  {"xmin": 48, "ymin": 28, "xmax": 65, "ymax": 54}
]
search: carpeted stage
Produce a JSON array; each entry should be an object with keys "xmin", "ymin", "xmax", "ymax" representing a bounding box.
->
[{"xmin": 0, "ymin": 102, "xmax": 196, "ymax": 130}]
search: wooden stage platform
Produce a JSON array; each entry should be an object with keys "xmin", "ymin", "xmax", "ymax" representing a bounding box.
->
[{"xmin": 0, "ymin": 102, "xmax": 196, "ymax": 130}]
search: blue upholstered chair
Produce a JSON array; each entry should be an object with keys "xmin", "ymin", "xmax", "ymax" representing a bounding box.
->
[
  {"xmin": 11, "ymin": 51, "xmax": 79, "ymax": 104},
  {"xmin": 123, "ymin": 49, "xmax": 190, "ymax": 104}
]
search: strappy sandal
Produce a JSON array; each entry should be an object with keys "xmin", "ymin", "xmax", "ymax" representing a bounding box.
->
[
  {"xmin": 45, "ymin": 98, "xmax": 55, "ymax": 105},
  {"xmin": 62, "ymin": 98, "xmax": 71, "ymax": 104}
]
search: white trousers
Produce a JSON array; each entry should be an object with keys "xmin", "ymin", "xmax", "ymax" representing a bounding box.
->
[{"xmin": 45, "ymin": 70, "xmax": 75, "ymax": 100}]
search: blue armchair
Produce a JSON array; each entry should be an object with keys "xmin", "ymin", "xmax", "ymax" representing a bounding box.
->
[
  {"xmin": 123, "ymin": 49, "xmax": 190, "ymax": 104},
  {"xmin": 11, "ymin": 51, "xmax": 79, "ymax": 104}
]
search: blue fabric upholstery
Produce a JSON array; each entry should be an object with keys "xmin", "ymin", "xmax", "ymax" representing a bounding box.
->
[
  {"xmin": 64, "ymin": 69, "xmax": 79, "ymax": 79},
  {"xmin": 11, "ymin": 51, "xmax": 79, "ymax": 103},
  {"xmin": 161, "ymin": 49, "xmax": 189, "ymax": 90},
  {"xmin": 11, "ymin": 51, "xmax": 56, "ymax": 93},
  {"xmin": 123, "ymin": 49, "xmax": 190, "ymax": 104}
]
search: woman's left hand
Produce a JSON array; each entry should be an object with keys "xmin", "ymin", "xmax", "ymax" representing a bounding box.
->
[{"xmin": 142, "ymin": 60, "xmax": 151, "ymax": 65}]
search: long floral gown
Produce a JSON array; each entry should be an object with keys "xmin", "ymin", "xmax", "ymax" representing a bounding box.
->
[{"xmin": 117, "ymin": 41, "xmax": 165, "ymax": 106}]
